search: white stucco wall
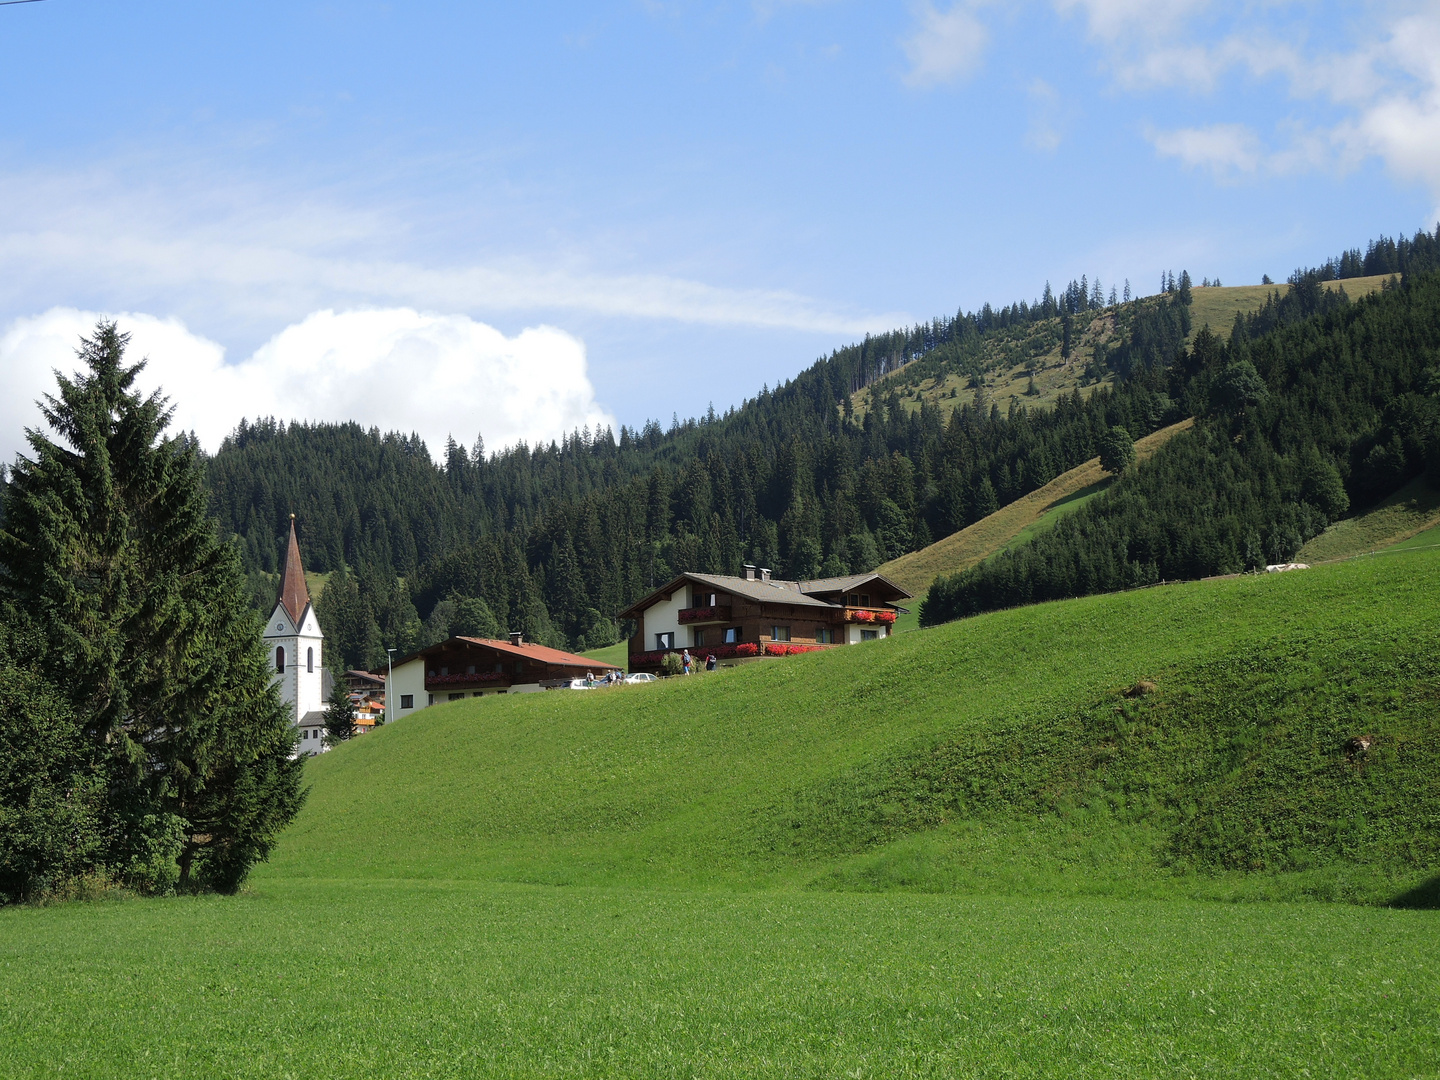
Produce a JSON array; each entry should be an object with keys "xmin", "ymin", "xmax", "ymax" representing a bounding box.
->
[
  {"xmin": 386, "ymin": 655, "xmax": 551, "ymax": 719},
  {"xmin": 642, "ymin": 589, "xmax": 689, "ymax": 652}
]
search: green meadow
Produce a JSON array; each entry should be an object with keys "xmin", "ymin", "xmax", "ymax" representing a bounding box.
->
[{"xmin": 4, "ymin": 551, "xmax": 1440, "ymax": 1076}]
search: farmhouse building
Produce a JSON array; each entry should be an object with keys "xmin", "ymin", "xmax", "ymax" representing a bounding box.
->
[
  {"xmin": 387, "ymin": 633, "xmax": 622, "ymax": 715},
  {"xmin": 618, "ymin": 565, "xmax": 911, "ymax": 673}
]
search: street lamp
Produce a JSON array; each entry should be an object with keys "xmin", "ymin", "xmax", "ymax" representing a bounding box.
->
[{"xmin": 386, "ymin": 648, "xmax": 397, "ymax": 725}]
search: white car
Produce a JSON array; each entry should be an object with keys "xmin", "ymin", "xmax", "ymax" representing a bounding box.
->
[
  {"xmin": 567, "ymin": 678, "xmax": 594, "ymax": 690},
  {"xmin": 624, "ymin": 672, "xmax": 657, "ymax": 684}
]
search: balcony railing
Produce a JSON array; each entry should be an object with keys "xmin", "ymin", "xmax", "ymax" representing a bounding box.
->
[
  {"xmin": 678, "ymin": 605, "xmax": 731, "ymax": 624},
  {"xmin": 843, "ymin": 608, "xmax": 897, "ymax": 625},
  {"xmin": 425, "ymin": 671, "xmax": 510, "ymax": 690}
]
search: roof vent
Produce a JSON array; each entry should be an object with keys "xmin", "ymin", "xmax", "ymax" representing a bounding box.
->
[
  {"xmin": 760, "ymin": 567, "xmax": 771, "ymax": 582},
  {"xmin": 743, "ymin": 564, "xmax": 757, "ymax": 581},
  {"xmin": 509, "ymin": 632, "xmax": 523, "ymax": 647}
]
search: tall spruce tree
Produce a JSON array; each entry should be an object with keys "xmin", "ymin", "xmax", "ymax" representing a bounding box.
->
[{"xmin": 0, "ymin": 323, "xmax": 305, "ymax": 894}]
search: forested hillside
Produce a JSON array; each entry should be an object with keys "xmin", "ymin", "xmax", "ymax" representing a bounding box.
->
[
  {"xmin": 197, "ymin": 227, "xmax": 1440, "ymax": 667},
  {"xmin": 923, "ymin": 264, "xmax": 1440, "ymax": 624}
]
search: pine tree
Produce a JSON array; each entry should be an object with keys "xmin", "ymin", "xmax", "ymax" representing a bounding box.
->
[
  {"xmin": 0, "ymin": 323, "xmax": 304, "ymax": 894},
  {"xmin": 323, "ymin": 676, "xmax": 358, "ymax": 746}
]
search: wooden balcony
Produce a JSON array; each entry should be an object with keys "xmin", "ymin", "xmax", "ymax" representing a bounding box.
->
[
  {"xmin": 678, "ymin": 605, "xmax": 731, "ymax": 625},
  {"xmin": 425, "ymin": 671, "xmax": 511, "ymax": 691}
]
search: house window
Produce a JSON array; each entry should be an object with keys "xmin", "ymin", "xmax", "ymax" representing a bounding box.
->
[
  {"xmin": 693, "ymin": 629, "xmax": 706, "ymax": 648},
  {"xmin": 400, "ymin": 694, "xmax": 414, "ymax": 710},
  {"xmin": 440, "ymin": 666, "xmax": 449, "ymax": 676},
  {"xmin": 306, "ymin": 647, "xmax": 314, "ymax": 673},
  {"xmin": 428, "ymin": 693, "xmax": 435, "ymax": 706},
  {"xmin": 861, "ymin": 629, "xmax": 878, "ymax": 641},
  {"xmin": 275, "ymin": 647, "xmax": 285, "ymax": 674},
  {"xmin": 723, "ymin": 627, "xmax": 740, "ymax": 644},
  {"xmin": 467, "ymin": 665, "xmax": 476, "ymax": 675},
  {"xmin": 771, "ymin": 626, "xmax": 791, "ymax": 642},
  {"xmin": 656, "ymin": 632, "xmax": 674, "ymax": 650},
  {"xmin": 848, "ymin": 594, "xmax": 859, "ymax": 606},
  {"xmin": 495, "ymin": 663, "xmax": 504, "ymax": 673},
  {"xmin": 816, "ymin": 627, "xmax": 833, "ymax": 644},
  {"xmin": 449, "ymin": 693, "xmax": 465, "ymax": 701},
  {"xmin": 861, "ymin": 594, "xmax": 871, "ymax": 607}
]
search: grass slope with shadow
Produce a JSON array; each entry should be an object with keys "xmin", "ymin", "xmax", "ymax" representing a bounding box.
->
[{"xmin": 268, "ymin": 547, "xmax": 1440, "ymax": 906}]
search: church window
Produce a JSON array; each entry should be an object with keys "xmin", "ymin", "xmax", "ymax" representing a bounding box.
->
[
  {"xmin": 275, "ymin": 647, "xmax": 285, "ymax": 674},
  {"xmin": 307, "ymin": 647, "xmax": 314, "ymax": 673}
]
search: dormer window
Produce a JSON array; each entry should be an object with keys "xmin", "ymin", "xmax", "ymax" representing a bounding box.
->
[{"xmin": 275, "ymin": 646, "xmax": 285, "ymax": 674}]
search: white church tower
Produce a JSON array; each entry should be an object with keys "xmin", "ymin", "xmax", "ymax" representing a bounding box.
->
[{"xmin": 264, "ymin": 515, "xmax": 327, "ymax": 751}]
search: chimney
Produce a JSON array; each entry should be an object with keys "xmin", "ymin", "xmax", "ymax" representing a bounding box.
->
[
  {"xmin": 509, "ymin": 632, "xmax": 523, "ymax": 647},
  {"xmin": 743, "ymin": 564, "xmax": 757, "ymax": 581},
  {"xmin": 760, "ymin": 567, "xmax": 771, "ymax": 582}
]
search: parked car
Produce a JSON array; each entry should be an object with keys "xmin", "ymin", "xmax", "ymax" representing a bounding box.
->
[
  {"xmin": 568, "ymin": 678, "xmax": 593, "ymax": 690},
  {"xmin": 624, "ymin": 672, "xmax": 657, "ymax": 684}
]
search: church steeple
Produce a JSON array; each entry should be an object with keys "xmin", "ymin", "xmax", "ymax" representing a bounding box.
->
[{"xmin": 277, "ymin": 514, "xmax": 312, "ymax": 625}]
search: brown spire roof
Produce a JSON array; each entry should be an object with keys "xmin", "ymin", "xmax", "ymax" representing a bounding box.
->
[{"xmin": 277, "ymin": 515, "xmax": 312, "ymax": 625}]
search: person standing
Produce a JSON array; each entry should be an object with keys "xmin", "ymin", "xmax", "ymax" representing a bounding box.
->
[{"xmin": 682, "ymin": 649, "xmax": 692, "ymax": 675}]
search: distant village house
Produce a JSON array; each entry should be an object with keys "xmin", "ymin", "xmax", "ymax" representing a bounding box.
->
[{"xmin": 386, "ymin": 633, "xmax": 621, "ymax": 714}]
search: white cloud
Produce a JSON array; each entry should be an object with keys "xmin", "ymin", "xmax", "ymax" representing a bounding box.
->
[
  {"xmin": 1149, "ymin": 122, "xmax": 1262, "ymax": 177},
  {"xmin": 0, "ymin": 307, "xmax": 616, "ymax": 465},
  {"xmin": 1060, "ymin": 2, "xmax": 1440, "ymax": 217},
  {"xmin": 1025, "ymin": 78, "xmax": 1066, "ymax": 152},
  {"xmin": 902, "ymin": 2, "xmax": 989, "ymax": 87},
  {"xmin": 1053, "ymin": 0, "xmax": 1209, "ymax": 43},
  {"xmin": 0, "ymin": 166, "xmax": 904, "ymax": 344}
]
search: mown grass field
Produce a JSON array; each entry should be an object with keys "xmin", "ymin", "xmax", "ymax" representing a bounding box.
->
[
  {"xmin": 4, "ymin": 550, "xmax": 1439, "ymax": 1076},
  {"xmin": 3, "ymin": 881, "xmax": 1435, "ymax": 1078}
]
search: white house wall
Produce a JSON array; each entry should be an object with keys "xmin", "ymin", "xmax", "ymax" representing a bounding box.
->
[{"xmin": 642, "ymin": 589, "xmax": 689, "ymax": 651}]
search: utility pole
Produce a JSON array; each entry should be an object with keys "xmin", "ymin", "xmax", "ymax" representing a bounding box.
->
[{"xmin": 386, "ymin": 648, "xmax": 397, "ymax": 724}]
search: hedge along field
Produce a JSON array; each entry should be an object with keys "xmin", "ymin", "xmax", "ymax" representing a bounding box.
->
[{"xmin": 265, "ymin": 549, "xmax": 1440, "ymax": 903}]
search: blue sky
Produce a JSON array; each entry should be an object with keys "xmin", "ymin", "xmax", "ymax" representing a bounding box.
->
[{"xmin": 1, "ymin": 0, "xmax": 1437, "ymax": 459}]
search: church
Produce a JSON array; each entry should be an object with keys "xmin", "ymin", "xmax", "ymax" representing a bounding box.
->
[{"xmin": 264, "ymin": 516, "xmax": 329, "ymax": 755}]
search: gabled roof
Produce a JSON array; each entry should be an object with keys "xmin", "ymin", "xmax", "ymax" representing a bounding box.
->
[
  {"xmin": 276, "ymin": 516, "xmax": 312, "ymax": 626},
  {"xmin": 391, "ymin": 636, "xmax": 621, "ymax": 672},
  {"xmin": 797, "ymin": 572, "xmax": 912, "ymax": 598},
  {"xmin": 617, "ymin": 570, "xmax": 910, "ymax": 620}
]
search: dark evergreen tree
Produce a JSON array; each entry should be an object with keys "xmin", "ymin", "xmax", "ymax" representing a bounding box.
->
[
  {"xmin": 0, "ymin": 323, "xmax": 304, "ymax": 894},
  {"xmin": 1099, "ymin": 426, "xmax": 1136, "ymax": 475},
  {"xmin": 323, "ymin": 676, "xmax": 358, "ymax": 745}
]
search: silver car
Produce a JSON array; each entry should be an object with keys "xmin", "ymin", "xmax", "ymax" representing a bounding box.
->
[{"xmin": 624, "ymin": 672, "xmax": 657, "ymax": 685}]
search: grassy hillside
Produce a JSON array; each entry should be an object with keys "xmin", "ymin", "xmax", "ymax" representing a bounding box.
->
[
  {"xmin": 1188, "ymin": 275, "xmax": 1391, "ymax": 339},
  {"xmin": 268, "ymin": 547, "xmax": 1440, "ymax": 904},
  {"xmin": 579, "ymin": 640, "xmax": 628, "ymax": 670},
  {"xmin": 878, "ymin": 418, "xmax": 1193, "ymax": 596},
  {"xmin": 856, "ymin": 276, "xmax": 1396, "ymax": 428},
  {"xmin": 6, "ymin": 548, "xmax": 1440, "ymax": 1077},
  {"xmin": 1298, "ymin": 477, "xmax": 1440, "ymax": 563}
]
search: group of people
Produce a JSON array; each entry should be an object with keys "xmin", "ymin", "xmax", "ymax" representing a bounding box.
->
[{"xmin": 680, "ymin": 649, "xmax": 719, "ymax": 675}]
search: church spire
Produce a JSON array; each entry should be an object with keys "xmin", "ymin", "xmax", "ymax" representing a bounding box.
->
[{"xmin": 277, "ymin": 514, "xmax": 312, "ymax": 625}]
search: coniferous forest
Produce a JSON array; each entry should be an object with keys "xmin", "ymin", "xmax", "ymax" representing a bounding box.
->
[
  {"xmin": 185, "ymin": 226, "xmax": 1440, "ymax": 667},
  {"xmin": 923, "ymin": 264, "xmax": 1440, "ymax": 624}
]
